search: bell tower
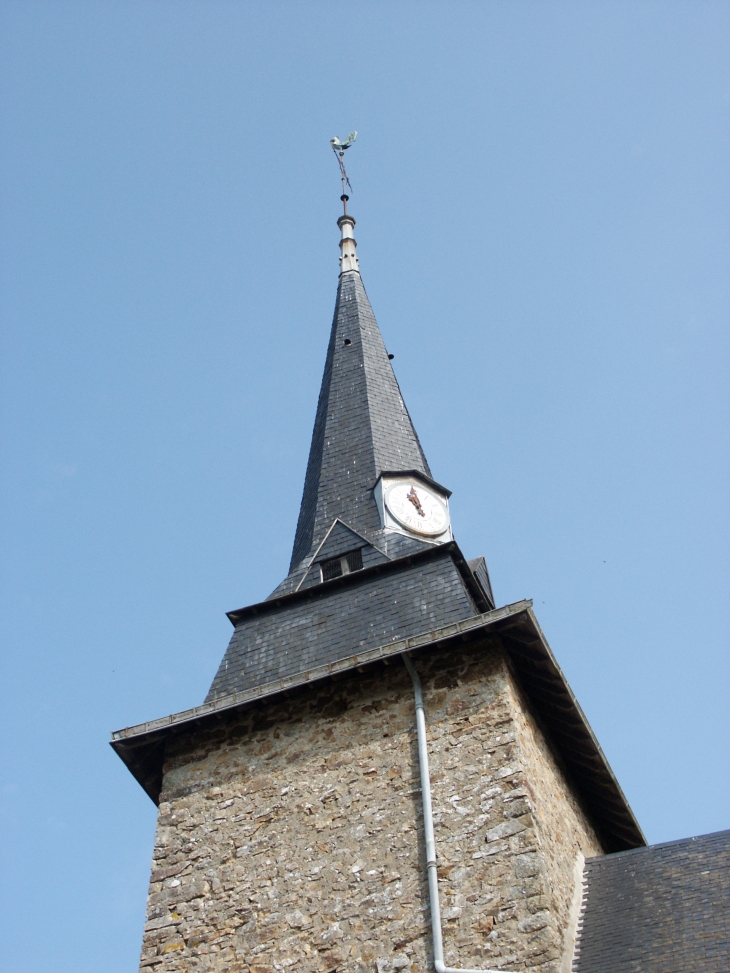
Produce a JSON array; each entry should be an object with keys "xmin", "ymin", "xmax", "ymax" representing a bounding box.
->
[{"xmin": 112, "ymin": 159, "xmax": 644, "ymax": 973}]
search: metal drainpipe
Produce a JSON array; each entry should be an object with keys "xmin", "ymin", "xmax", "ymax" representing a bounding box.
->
[{"xmin": 401, "ymin": 653, "xmax": 516, "ymax": 973}]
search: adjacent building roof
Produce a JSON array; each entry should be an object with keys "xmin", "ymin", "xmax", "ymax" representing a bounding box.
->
[{"xmin": 573, "ymin": 828, "xmax": 730, "ymax": 972}]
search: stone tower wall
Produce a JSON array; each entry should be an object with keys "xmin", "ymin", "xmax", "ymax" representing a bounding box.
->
[{"xmin": 138, "ymin": 639, "xmax": 602, "ymax": 973}]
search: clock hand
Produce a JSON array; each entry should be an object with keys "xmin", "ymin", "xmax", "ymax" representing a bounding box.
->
[{"xmin": 407, "ymin": 487, "xmax": 425, "ymax": 517}]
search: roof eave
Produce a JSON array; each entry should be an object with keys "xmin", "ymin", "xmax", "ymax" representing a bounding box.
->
[
  {"xmin": 375, "ymin": 469, "xmax": 453, "ymax": 498},
  {"xmin": 110, "ymin": 599, "xmax": 644, "ymax": 851}
]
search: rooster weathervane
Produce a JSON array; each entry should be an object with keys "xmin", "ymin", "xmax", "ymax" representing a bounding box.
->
[{"xmin": 330, "ymin": 131, "xmax": 357, "ymax": 212}]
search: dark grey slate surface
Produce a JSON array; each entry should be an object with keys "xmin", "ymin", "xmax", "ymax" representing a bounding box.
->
[
  {"xmin": 369, "ymin": 530, "xmax": 435, "ymax": 561},
  {"xmin": 206, "ymin": 549, "xmax": 477, "ymax": 702},
  {"xmin": 573, "ymin": 829, "xmax": 730, "ymax": 973},
  {"xmin": 467, "ymin": 556, "xmax": 495, "ymax": 610},
  {"xmin": 312, "ymin": 520, "xmax": 376, "ymax": 563},
  {"xmin": 289, "ymin": 270, "xmax": 431, "ymax": 574},
  {"xmin": 214, "ymin": 258, "xmax": 459, "ymax": 695}
]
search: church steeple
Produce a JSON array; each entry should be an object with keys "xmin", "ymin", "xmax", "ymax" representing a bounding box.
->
[
  {"xmin": 287, "ymin": 203, "xmax": 432, "ymax": 574},
  {"xmin": 115, "ymin": 155, "xmax": 656, "ymax": 973}
]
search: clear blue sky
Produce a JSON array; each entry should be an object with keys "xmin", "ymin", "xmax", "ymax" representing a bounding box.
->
[{"xmin": 1, "ymin": 3, "xmax": 728, "ymax": 971}]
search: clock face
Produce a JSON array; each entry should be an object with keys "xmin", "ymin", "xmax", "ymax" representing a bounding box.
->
[{"xmin": 384, "ymin": 482, "xmax": 449, "ymax": 537}]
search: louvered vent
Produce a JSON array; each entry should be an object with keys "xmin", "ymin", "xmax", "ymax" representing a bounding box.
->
[{"xmin": 320, "ymin": 548, "xmax": 363, "ymax": 583}]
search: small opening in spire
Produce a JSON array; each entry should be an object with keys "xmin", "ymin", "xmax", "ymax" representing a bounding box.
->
[
  {"xmin": 320, "ymin": 548, "xmax": 363, "ymax": 582},
  {"xmin": 344, "ymin": 338, "xmax": 351, "ymax": 346}
]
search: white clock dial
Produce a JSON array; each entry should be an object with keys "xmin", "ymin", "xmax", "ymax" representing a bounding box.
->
[{"xmin": 384, "ymin": 482, "xmax": 449, "ymax": 537}]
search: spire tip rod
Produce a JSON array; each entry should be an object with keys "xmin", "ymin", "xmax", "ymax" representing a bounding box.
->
[
  {"xmin": 330, "ymin": 133, "xmax": 358, "ymax": 272},
  {"xmin": 330, "ymin": 131, "xmax": 357, "ymax": 213}
]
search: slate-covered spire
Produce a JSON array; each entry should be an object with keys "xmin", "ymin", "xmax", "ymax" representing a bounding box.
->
[{"xmin": 288, "ymin": 205, "xmax": 431, "ymax": 573}]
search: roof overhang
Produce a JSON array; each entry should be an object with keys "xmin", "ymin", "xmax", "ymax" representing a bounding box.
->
[
  {"xmin": 110, "ymin": 599, "xmax": 645, "ymax": 853},
  {"xmin": 375, "ymin": 469, "xmax": 452, "ymax": 498}
]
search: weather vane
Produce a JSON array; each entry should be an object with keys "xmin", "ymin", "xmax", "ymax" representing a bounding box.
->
[{"xmin": 330, "ymin": 131, "xmax": 357, "ymax": 213}]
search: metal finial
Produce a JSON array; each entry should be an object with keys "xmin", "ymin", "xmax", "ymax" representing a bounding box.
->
[{"xmin": 330, "ymin": 131, "xmax": 357, "ymax": 212}]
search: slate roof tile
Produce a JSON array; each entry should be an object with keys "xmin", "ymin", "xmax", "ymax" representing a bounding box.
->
[
  {"xmin": 289, "ymin": 270, "xmax": 431, "ymax": 575},
  {"xmin": 206, "ymin": 549, "xmax": 478, "ymax": 701},
  {"xmin": 573, "ymin": 829, "xmax": 730, "ymax": 972}
]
